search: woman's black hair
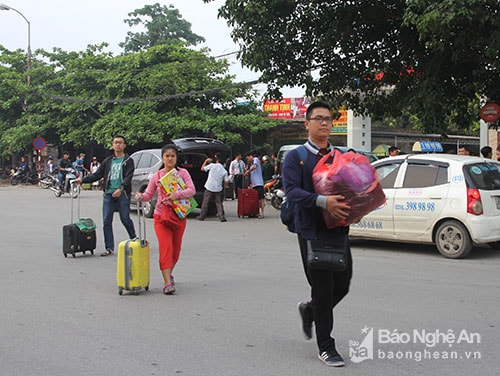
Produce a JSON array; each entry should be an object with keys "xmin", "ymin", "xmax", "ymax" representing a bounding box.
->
[
  {"xmin": 161, "ymin": 144, "xmax": 178, "ymax": 156},
  {"xmin": 160, "ymin": 144, "xmax": 179, "ymax": 169}
]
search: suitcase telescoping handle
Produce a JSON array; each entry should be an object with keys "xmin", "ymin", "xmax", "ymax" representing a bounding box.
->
[
  {"xmin": 70, "ymin": 189, "xmax": 81, "ymax": 223},
  {"xmin": 137, "ymin": 202, "xmax": 146, "ymax": 241}
]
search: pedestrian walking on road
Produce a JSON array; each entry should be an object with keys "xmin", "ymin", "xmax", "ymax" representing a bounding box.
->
[
  {"xmin": 282, "ymin": 101, "xmax": 353, "ymax": 367},
  {"xmin": 135, "ymin": 144, "xmax": 196, "ymax": 295},
  {"xmin": 77, "ymin": 135, "xmax": 137, "ymax": 257}
]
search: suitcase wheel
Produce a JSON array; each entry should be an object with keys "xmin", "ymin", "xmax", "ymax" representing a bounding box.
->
[
  {"xmin": 63, "ymin": 252, "xmax": 67, "ymax": 258},
  {"xmin": 118, "ymin": 287, "xmax": 123, "ymax": 296},
  {"xmin": 145, "ymin": 285, "xmax": 149, "ymax": 291}
]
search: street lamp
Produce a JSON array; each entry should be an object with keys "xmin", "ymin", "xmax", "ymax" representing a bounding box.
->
[{"xmin": 0, "ymin": 3, "xmax": 31, "ymax": 85}]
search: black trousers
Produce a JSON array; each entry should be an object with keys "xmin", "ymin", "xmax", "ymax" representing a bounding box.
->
[
  {"xmin": 233, "ymin": 174, "xmax": 244, "ymax": 197},
  {"xmin": 298, "ymin": 230, "xmax": 353, "ymax": 352}
]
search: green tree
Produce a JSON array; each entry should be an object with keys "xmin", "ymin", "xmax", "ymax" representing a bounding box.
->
[
  {"xmin": 0, "ymin": 4, "xmax": 277, "ymax": 158},
  {"xmin": 0, "ymin": 42, "xmax": 275, "ymax": 156},
  {"xmin": 39, "ymin": 43, "xmax": 275, "ymax": 148},
  {"xmin": 206, "ymin": 0, "xmax": 500, "ymax": 134},
  {"xmin": 120, "ymin": 3, "xmax": 206, "ymax": 53},
  {"xmin": 0, "ymin": 46, "xmax": 44, "ymax": 155}
]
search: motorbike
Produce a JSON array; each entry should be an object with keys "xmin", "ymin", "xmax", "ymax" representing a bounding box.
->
[
  {"xmin": 39, "ymin": 171, "xmax": 59, "ymax": 190},
  {"xmin": 49, "ymin": 167, "xmax": 80, "ymax": 198},
  {"xmin": 264, "ymin": 174, "xmax": 284, "ymax": 210},
  {"xmin": 0, "ymin": 167, "xmax": 14, "ymax": 180},
  {"xmin": 11, "ymin": 169, "xmax": 39, "ymax": 186},
  {"xmin": 272, "ymin": 188, "xmax": 286, "ymax": 210}
]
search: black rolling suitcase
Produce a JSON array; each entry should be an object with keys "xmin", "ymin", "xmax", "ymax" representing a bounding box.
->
[{"xmin": 62, "ymin": 193, "xmax": 96, "ymax": 258}]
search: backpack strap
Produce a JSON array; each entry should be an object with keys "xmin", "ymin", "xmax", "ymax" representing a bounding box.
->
[{"xmin": 297, "ymin": 145, "xmax": 307, "ymax": 165}]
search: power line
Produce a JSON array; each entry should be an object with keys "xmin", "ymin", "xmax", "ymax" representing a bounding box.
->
[{"xmin": 38, "ymin": 79, "xmax": 261, "ymax": 104}]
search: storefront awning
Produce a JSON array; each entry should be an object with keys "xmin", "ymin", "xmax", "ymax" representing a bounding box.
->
[{"xmin": 412, "ymin": 141, "xmax": 443, "ymax": 153}]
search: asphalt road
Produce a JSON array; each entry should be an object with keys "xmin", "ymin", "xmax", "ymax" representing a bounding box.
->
[{"xmin": 0, "ymin": 183, "xmax": 498, "ymax": 376}]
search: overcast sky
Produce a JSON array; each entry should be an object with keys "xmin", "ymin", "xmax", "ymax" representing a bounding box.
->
[{"xmin": 0, "ymin": 0, "xmax": 302, "ymax": 97}]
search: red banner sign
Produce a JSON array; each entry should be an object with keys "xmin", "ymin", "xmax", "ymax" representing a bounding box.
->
[{"xmin": 263, "ymin": 97, "xmax": 312, "ymax": 119}]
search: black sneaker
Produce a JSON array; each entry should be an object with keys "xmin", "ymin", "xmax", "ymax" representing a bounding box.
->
[
  {"xmin": 318, "ymin": 349, "xmax": 345, "ymax": 367},
  {"xmin": 297, "ymin": 302, "xmax": 313, "ymax": 340}
]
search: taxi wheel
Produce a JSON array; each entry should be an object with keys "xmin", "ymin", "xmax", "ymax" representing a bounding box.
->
[{"xmin": 434, "ymin": 220, "xmax": 472, "ymax": 259}]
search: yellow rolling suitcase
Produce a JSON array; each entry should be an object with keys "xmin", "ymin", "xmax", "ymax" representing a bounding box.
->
[{"xmin": 117, "ymin": 203, "xmax": 150, "ymax": 295}]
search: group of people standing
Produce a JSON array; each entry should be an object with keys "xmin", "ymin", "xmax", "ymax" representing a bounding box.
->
[
  {"xmin": 227, "ymin": 151, "xmax": 278, "ymax": 219},
  {"xmin": 197, "ymin": 150, "xmax": 279, "ymax": 221},
  {"xmin": 459, "ymin": 144, "xmax": 500, "ymax": 159},
  {"xmin": 43, "ymin": 152, "xmax": 102, "ymax": 191}
]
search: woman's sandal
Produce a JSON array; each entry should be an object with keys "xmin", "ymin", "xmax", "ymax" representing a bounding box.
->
[
  {"xmin": 100, "ymin": 250, "xmax": 114, "ymax": 257},
  {"xmin": 163, "ymin": 284, "xmax": 176, "ymax": 295}
]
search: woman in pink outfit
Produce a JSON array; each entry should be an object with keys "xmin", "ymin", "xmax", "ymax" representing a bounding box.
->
[{"xmin": 135, "ymin": 144, "xmax": 195, "ymax": 294}]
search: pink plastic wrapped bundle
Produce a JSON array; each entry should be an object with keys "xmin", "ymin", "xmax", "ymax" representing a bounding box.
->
[{"xmin": 312, "ymin": 149, "xmax": 386, "ymax": 228}]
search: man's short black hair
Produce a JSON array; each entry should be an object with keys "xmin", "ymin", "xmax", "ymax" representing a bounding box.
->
[
  {"xmin": 481, "ymin": 146, "xmax": 493, "ymax": 157},
  {"xmin": 305, "ymin": 101, "xmax": 332, "ymax": 120},
  {"xmin": 113, "ymin": 135, "xmax": 126, "ymax": 144},
  {"xmin": 388, "ymin": 146, "xmax": 399, "ymax": 153}
]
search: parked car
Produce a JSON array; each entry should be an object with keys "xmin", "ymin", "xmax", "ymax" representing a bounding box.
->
[
  {"xmin": 349, "ymin": 154, "xmax": 500, "ymax": 258},
  {"xmin": 130, "ymin": 138, "xmax": 230, "ymax": 217}
]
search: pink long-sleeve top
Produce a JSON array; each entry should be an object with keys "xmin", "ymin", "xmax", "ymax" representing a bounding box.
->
[{"xmin": 141, "ymin": 167, "xmax": 196, "ymax": 217}]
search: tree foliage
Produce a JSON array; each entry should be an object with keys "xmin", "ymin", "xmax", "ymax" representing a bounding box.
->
[
  {"xmin": 206, "ymin": 0, "xmax": 500, "ymax": 134},
  {"xmin": 120, "ymin": 3, "xmax": 206, "ymax": 53},
  {"xmin": 0, "ymin": 5, "xmax": 276, "ymax": 158}
]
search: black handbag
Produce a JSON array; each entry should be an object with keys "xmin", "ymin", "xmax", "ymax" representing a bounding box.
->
[{"xmin": 307, "ymin": 230, "xmax": 349, "ymax": 271}]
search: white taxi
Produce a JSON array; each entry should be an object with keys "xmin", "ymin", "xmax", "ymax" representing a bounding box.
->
[{"xmin": 349, "ymin": 154, "xmax": 500, "ymax": 258}]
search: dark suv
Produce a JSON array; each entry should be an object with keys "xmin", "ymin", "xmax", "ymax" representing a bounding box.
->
[{"xmin": 130, "ymin": 138, "xmax": 230, "ymax": 217}]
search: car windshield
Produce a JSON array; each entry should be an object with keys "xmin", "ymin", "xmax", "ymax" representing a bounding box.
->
[{"xmin": 464, "ymin": 162, "xmax": 500, "ymax": 190}]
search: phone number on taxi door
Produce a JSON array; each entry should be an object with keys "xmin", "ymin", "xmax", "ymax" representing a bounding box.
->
[
  {"xmin": 395, "ymin": 202, "xmax": 436, "ymax": 211},
  {"xmin": 351, "ymin": 220, "xmax": 383, "ymax": 229}
]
